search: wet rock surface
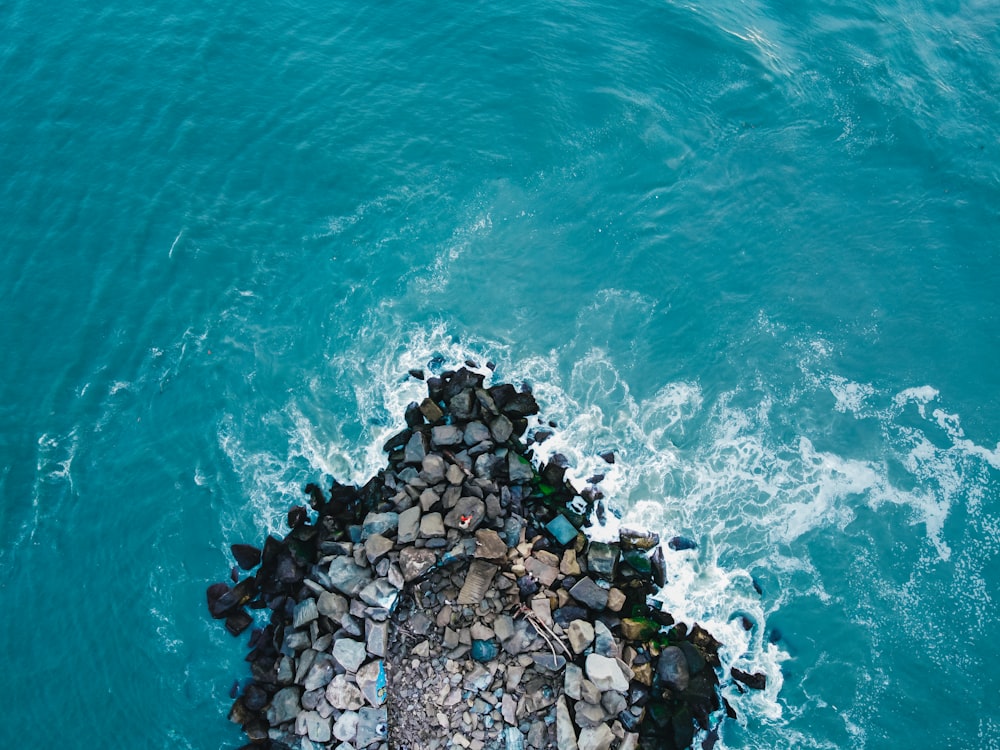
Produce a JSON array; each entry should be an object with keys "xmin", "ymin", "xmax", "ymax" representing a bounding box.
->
[{"xmin": 207, "ymin": 367, "xmax": 729, "ymax": 749}]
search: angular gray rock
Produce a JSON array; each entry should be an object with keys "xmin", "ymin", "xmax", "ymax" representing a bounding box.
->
[
  {"xmin": 325, "ymin": 674, "xmax": 364, "ymax": 711},
  {"xmin": 398, "ymin": 546, "xmax": 437, "ymax": 581},
  {"xmin": 355, "ymin": 706, "xmax": 389, "ymax": 747},
  {"xmin": 266, "ymin": 686, "xmax": 301, "ymax": 725},
  {"xmin": 569, "ymin": 577, "xmax": 609, "ymax": 611},
  {"xmin": 489, "ymin": 415, "xmax": 513, "ymax": 443},
  {"xmin": 567, "ymin": 619, "xmax": 595, "ymax": 654},
  {"xmin": 396, "ymin": 504, "xmax": 421, "ymax": 544},
  {"xmin": 463, "ymin": 421, "xmax": 491, "ymax": 445},
  {"xmin": 332, "ymin": 637, "xmax": 367, "ymax": 673},
  {"xmin": 443, "ymin": 496, "xmax": 486, "ymax": 532},
  {"xmin": 297, "ymin": 710, "xmax": 332, "ymax": 743},
  {"xmin": 302, "ymin": 653, "xmax": 335, "ymax": 691},
  {"xmin": 356, "ymin": 659, "xmax": 386, "ymax": 706},
  {"xmin": 364, "ymin": 533, "xmax": 394, "ymax": 564},
  {"xmin": 585, "ymin": 653, "xmax": 629, "ymax": 692},
  {"xmin": 361, "ymin": 512, "xmax": 399, "ymax": 539},
  {"xmin": 358, "ymin": 577, "xmax": 399, "ymax": 610},
  {"xmin": 404, "ymin": 431, "xmax": 427, "ymax": 464},
  {"xmin": 556, "ymin": 696, "xmax": 579, "ymax": 750},
  {"xmin": 316, "ymin": 590, "xmax": 348, "ymax": 620},
  {"xmin": 564, "ymin": 662, "xmax": 584, "ymax": 700},
  {"xmin": 326, "ymin": 557, "xmax": 373, "ymax": 598},
  {"xmin": 456, "ymin": 560, "xmax": 498, "ymax": 605},
  {"xmin": 332, "ymin": 710, "xmax": 358, "ymax": 742},
  {"xmin": 420, "ymin": 453, "xmax": 447, "ymax": 483},
  {"xmin": 418, "ymin": 511, "xmax": 445, "ymax": 538},
  {"xmin": 507, "ymin": 451, "xmax": 534, "ymax": 483},
  {"xmin": 431, "ymin": 424, "xmax": 463, "ymax": 447},
  {"xmin": 366, "ymin": 619, "xmax": 389, "ymax": 658},
  {"xmin": 292, "ymin": 598, "xmax": 318, "ymax": 628}
]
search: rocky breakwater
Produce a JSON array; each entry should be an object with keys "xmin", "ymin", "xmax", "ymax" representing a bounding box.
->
[{"xmin": 206, "ymin": 366, "xmax": 739, "ymax": 750}]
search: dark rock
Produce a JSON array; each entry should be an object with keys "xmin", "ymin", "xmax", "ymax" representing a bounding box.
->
[
  {"xmin": 243, "ymin": 683, "xmax": 269, "ymax": 711},
  {"xmin": 408, "ymin": 368, "xmax": 425, "ymax": 380},
  {"xmin": 679, "ymin": 640, "xmax": 707, "ymax": 675},
  {"xmin": 568, "ymin": 577, "xmax": 609, "ymax": 611},
  {"xmin": 231, "ymin": 544, "xmax": 262, "ymax": 571},
  {"xmin": 382, "ymin": 428, "xmax": 411, "ymax": 453},
  {"xmin": 225, "ymin": 609, "xmax": 254, "ymax": 636},
  {"xmin": 449, "ymin": 389, "xmax": 476, "ymax": 420},
  {"xmin": 731, "ymin": 667, "xmax": 766, "ymax": 690},
  {"xmin": 587, "ymin": 542, "xmax": 620, "ymax": 580},
  {"xmin": 621, "ymin": 549, "xmax": 652, "ymax": 578},
  {"xmin": 228, "ymin": 696, "xmax": 256, "ymax": 725},
  {"xmin": 599, "ymin": 450, "xmax": 615, "ymax": 464},
  {"xmin": 426, "ymin": 374, "xmax": 445, "ymax": 401},
  {"xmin": 474, "ymin": 388, "xmax": 499, "ymax": 416},
  {"xmin": 668, "ymin": 535, "xmax": 698, "ymax": 551},
  {"xmin": 208, "ymin": 577, "xmax": 258, "ymax": 619},
  {"xmin": 274, "ymin": 554, "xmax": 302, "ymax": 586},
  {"xmin": 517, "ymin": 575, "xmax": 539, "ymax": 598},
  {"xmin": 247, "ymin": 627, "xmax": 265, "ymax": 650},
  {"xmin": 503, "ymin": 390, "xmax": 539, "ymax": 417},
  {"xmin": 443, "ymin": 367, "xmax": 486, "ymax": 400},
  {"xmin": 672, "ymin": 705, "xmax": 695, "ymax": 749},
  {"xmin": 618, "ymin": 707, "xmax": 642, "ymax": 732},
  {"xmin": 540, "ymin": 461, "xmax": 566, "ymax": 487},
  {"xmin": 553, "ymin": 605, "xmax": 589, "ymax": 628},
  {"xmin": 487, "ymin": 383, "xmax": 516, "ymax": 410},
  {"xmin": 287, "ymin": 505, "xmax": 307, "ymax": 528},
  {"xmin": 650, "ymin": 546, "xmax": 666, "ymax": 587},
  {"xmin": 656, "ymin": 646, "xmax": 690, "ymax": 691},
  {"xmin": 207, "ymin": 582, "xmax": 232, "ymax": 619},
  {"xmin": 404, "ymin": 401, "xmax": 424, "ymax": 427}
]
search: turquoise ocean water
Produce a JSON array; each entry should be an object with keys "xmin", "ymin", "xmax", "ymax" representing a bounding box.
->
[{"xmin": 2, "ymin": 1, "xmax": 998, "ymax": 747}]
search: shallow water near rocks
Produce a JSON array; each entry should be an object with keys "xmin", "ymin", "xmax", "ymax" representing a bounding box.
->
[{"xmin": 1, "ymin": 0, "xmax": 999, "ymax": 748}]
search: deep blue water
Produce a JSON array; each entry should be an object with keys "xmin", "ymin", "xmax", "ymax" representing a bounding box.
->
[{"xmin": 2, "ymin": 1, "xmax": 999, "ymax": 747}]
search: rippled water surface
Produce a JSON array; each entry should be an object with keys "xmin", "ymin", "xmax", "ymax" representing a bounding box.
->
[{"xmin": 1, "ymin": 1, "xmax": 998, "ymax": 747}]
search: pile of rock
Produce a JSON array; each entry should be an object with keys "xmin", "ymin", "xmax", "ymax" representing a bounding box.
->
[{"xmin": 206, "ymin": 366, "xmax": 739, "ymax": 750}]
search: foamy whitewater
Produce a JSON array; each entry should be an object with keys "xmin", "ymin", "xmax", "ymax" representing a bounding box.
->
[{"xmin": 1, "ymin": 0, "xmax": 998, "ymax": 748}]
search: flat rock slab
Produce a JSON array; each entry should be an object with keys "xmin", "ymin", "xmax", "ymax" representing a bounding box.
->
[{"xmin": 457, "ymin": 560, "xmax": 498, "ymax": 605}]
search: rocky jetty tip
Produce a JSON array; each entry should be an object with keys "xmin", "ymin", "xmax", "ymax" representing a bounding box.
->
[{"xmin": 207, "ymin": 366, "xmax": 757, "ymax": 749}]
